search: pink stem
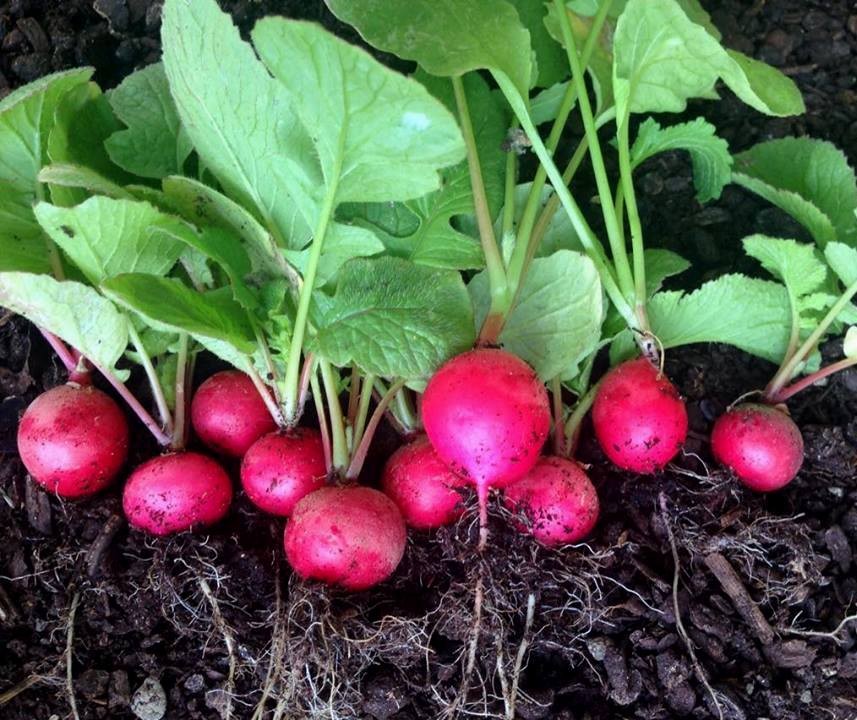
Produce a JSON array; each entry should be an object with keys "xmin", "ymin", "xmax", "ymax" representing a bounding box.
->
[
  {"xmin": 772, "ymin": 357, "xmax": 857, "ymax": 403},
  {"xmin": 39, "ymin": 328, "xmax": 77, "ymax": 374}
]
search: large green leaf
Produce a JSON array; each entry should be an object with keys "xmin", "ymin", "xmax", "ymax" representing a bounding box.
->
[
  {"xmin": 825, "ymin": 243, "xmax": 857, "ymax": 287},
  {"xmin": 733, "ymin": 138, "xmax": 857, "ymax": 248},
  {"xmin": 313, "ymin": 257, "xmax": 475, "ymax": 380},
  {"xmin": 38, "ymin": 163, "xmax": 134, "ymax": 201},
  {"xmin": 251, "ymin": 18, "xmax": 465, "ymax": 205},
  {"xmin": 0, "ymin": 69, "xmax": 92, "ymax": 272},
  {"xmin": 0, "ymin": 272, "xmax": 128, "ymax": 373},
  {"xmin": 34, "ymin": 197, "xmax": 185, "ymax": 285},
  {"xmin": 743, "ymin": 235, "xmax": 827, "ymax": 298},
  {"xmin": 649, "ymin": 274, "xmax": 791, "ymax": 363},
  {"xmin": 508, "ymin": 0, "xmax": 567, "ymax": 88},
  {"xmin": 631, "ymin": 118, "xmax": 732, "ymax": 203},
  {"xmin": 470, "ymin": 250, "xmax": 603, "ymax": 380},
  {"xmin": 102, "ymin": 274, "xmax": 256, "ymax": 354},
  {"xmin": 325, "ymin": 0, "xmax": 533, "ymax": 98},
  {"xmin": 105, "ymin": 62, "xmax": 193, "ymax": 179}
]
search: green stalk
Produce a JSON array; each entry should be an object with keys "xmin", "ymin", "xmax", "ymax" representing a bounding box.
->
[
  {"xmin": 345, "ymin": 380, "xmax": 405, "ymax": 481},
  {"xmin": 765, "ymin": 279, "xmax": 857, "ymax": 400},
  {"xmin": 564, "ymin": 380, "xmax": 601, "ymax": 457},
  {"xmin": 551, "ymin": 376, "xmax": 565, "ymax": 456},
  {"xmin": 171, "ymin": 332, "xmax": 189, "ymax": 451},
  {"xmin": 773, "ymin": 356, "xmax": 857, "ymax": 403},
  {"xmin": 318, "ymin": 358, "xmax": 348, "ymax": 472},
  {"xmin": 616, "ymin": 114, "xmax": 650, "ymax": 330},
  {"xmin": 309, "ymin": 372, "xmax": 332, "ymax": 474},
  {"xmin": 281, "ymin": 176, "xmax": 339, "ymax": 425},
  {"xmin": 394, "ymin": 389, "xmax": 419, "ymax": 434},
  {"xmin": 351, "ymin": 373, "xmax": 375, "ymax": 454},
  {"xmin": 554, "ymin": 0, "xmax": 635, "ymax": 304},
  {"xmin": 501, "ymin": 129, "xmax": 519, "ymax": 244},
  {"xmin": 452, "ymin": 75, "xmax": 510, "ymax": 345},
  {"xmin": 495, "ymin": 75, "xmax": 636, "ymax": 330},
  {"xmin": 128, "ymin": 324, "xmax": 173, "ymax": 435},
  {"xmin": 510, "ymin": 0, "xmax": 614, "ymax": 288}
]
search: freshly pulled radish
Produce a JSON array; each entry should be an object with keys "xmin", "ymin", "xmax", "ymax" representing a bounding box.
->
[
  {"xmin": 381, "ymin": 437, "xmax": 468, "ymax": 529},
  {"xmin": 711, "ymin": 403, "xmax": 803, "ymax": 492},
  {"xmin": 123, "ymin": 452, "xmax": 232, "ymax": 535},
  {"xmin": 504, "ymin": 456, "xmax": 599, "ymax": 546},
  {"xmin": 421, "ymin": 348, "xmax": 550, "ymax": 490},
  {"xmin": 592, "ymin": 358, "xmax": 688, "ymax": 473},
  {"xmin": 284, "ymin": 486, "xmax": 406, "ymax": 591},
  {"xmin": 190, "ymin": 370, "xmax": 277, "ymax": 457},
  {"xmin": 17, "ymin": 384, "xmax": 128, "ymax": 499},
  {"xmin": 240, "ymin": 428, "xmax": 327, "ymax": 516}
]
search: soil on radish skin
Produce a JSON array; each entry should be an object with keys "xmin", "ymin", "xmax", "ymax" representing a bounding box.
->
[{"xmin": 2, "ymin": 0, "xmax": 857, "ymax": 718}]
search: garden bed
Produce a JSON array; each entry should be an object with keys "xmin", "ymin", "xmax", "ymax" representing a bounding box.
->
[{"xmin": 1, "ymin": 0, "xmax": 856, "ymax": 718}]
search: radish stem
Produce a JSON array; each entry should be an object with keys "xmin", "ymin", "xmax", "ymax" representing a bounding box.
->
[
  {"xmin": 345, "ymin": 379, "xmax": 404, "ymax": 481},
  {"xmin": 128, "ymin": 324, "xmax": 173, "ymax": 434}
]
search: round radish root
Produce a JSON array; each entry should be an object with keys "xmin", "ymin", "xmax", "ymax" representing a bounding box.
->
[
  {"xmin": 592, "ymin": 358, "xmax": 688, "ymax": 473},
  {"xmin": 123, "ymin": 452, "xmax": 233, "ymax": 536},
  {"xmin": 190, "ymin": 370, "xmax": 277, "ymax": 457},
  {"xmin": 421, "ymin": 348, "xmax": 550, "ymax": 490},
  {"xmin": 240, "ymin": 429, "xmax": 327, "ymax": 516},
  {"xmin": 284, "ymin": 486, "xmax": 406, "ymax": 591},
  {"xmin": 17, "ymin": 384, "xmax": 128, "ymax": 499},
  {"xmin": 503, "ymin": 456, "xmax": 599, "ymax": 546},
  {"xmin": 381, "ymin": 437, "xmax": 468, "ymax": 530},
  {"xmin": 711, "ymin": 403, "xmax": 804, "ymax": 492}
]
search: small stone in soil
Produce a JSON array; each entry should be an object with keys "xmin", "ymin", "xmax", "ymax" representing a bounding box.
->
[
  {"xmin": 824, "ymin": 525, "xmax": 852, "ymax": 572},
  {"xmin": 131, "ymin": 677, "xmax": 167, "ymax": 720},
  {"xmin": 77, "ymin": 668, "xmax": 110, "ymax": 700},
  {"xmin": 184, "ymin": 673, "xmax": 205, "ymax": 693}
]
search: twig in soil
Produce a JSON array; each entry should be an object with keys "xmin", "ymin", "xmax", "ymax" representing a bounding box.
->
[
  {"xmin": 251, "ymin": 563, "xmax": 285, "ymax": 720},
  {"xmin": 659, "ymin": 494, "xmax": 724, "ymax": 720},
  {"xmin": 85, "ymin": 513, "xmax": 125, "ymax": 579},
  {"xmin": 504, "ymin": 592, "xmax": 535, "ymax": 720},
  {"xmin": 198, "ymin": 575, "xmax": 237, "ymax": 720},
  {"xmin": 445, "ymin": 568, "xmax": 485, "ymax": 719},
  {"xmin": 782, "ymin": 612, "xmax": 857, "ymax": 645},
  {"xmin": 65, "ymin": 590, "xmax": 81, "ymax": 720}
]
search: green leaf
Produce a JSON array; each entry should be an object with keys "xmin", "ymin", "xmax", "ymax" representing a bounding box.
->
[
  {"xmin": 734, "ymin": 138, "xmax": 857, "ymax": 247},
  {"xmin": 508, "ymin": 0, "xmax": 568, "ymax": 87},
  {"xmin": 649, "ymin": 274, "xmax": 791, "ymax": 363},
  {"xmin": 251, "ymin": 18, "xmax": 466, "ymax": 205},
  {"xmin": 283, "ymin": 224, "xmax": 384, "ymax": 286},
  {"xmin": 645, "ymin": 249, "xmax": 691, "ymax": 296},
  {"xmin": 742, "ymin": 235, "xmax": 827, "ymax": 297},
  {"xmin": 824, "ymin": 242, "xmax": 857, "ymax": 287},
  {"xmin": 531, "ymin": 81, "xmax": 572, "ymax": 125},
  {"xmin": 470, "ymin": 250, "xmax": 603, "ymax": 380},
  {"xmin": 721, "ymin": 50, "xmax": 805, "ymax": 119},
  {"xmin": 162, "ymin": 0, "xmax": 314, "ymax": 246},
  {"xmin": 34, "ymin": 197, "xmax": 185, "ymax": 285},
  {"xmin": 38, "ymin": 163, "xmax": 134, "ymax": 200},
  {"xmin": 325, "ymin": 0, "xmax": 533, "ymax": 98},
  {"xmin": 313, "ymin": 257, "xmax": 475, "ymax": 380},
  {"xmin": 105, "ymin": 62, "xmax": 193, "ymax": 179},
  {"xmin": 844, "ymin": 326, "xmax": 857, "ymax": 359},
  {"xmin": 47, "ymin": 82, "xmax": 128, "ymax": 206},
  {"xmin": 0, "ymin": 69, "xmax": 92, "ymax": 272},
  {"xmin": 0, "ymin": 272, "xmax": 128, "ymax": 374},
  {"xmin": 102, "ymin": 274, "xmax": 256, "ymax": 354},
  {"xmin": 631, "ymin": 118, "xmax": 732, "ymax": 203}
]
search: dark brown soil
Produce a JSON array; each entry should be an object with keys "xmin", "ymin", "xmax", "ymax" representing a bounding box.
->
[{"xmin": 2, "ymin": 1, "xmax": 857, "ymax": 719}]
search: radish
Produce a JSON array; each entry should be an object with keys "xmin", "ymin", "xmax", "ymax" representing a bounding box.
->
[
  {"xmin": 381, "ymin": 437, "xmax": 468, "ymax": 530},
  {"xmin": 592, "ymin": 358, "xmax": 688, "ymax": 473},
  {"xmin": 284, "ymin": 486, "xmax": 406, "ymax": 591},
  {"xmin": 123, "ymin": 452, "xmax": 233, "ymax": 535},
  {"xmin": 711, "ymin": 403, "xmax": 804, "ymax": 492},
  {"xmin": 17, "ymin": 384, "xmax": 128, "ymax": 499},
  {"xmin": 190, "ymin": 370, "xmax": 277, "ymax": 457},
  {"xmin": 503, "ymin": 456, "xmax": 599, "ymax": 547},
  {"xmin": 240, "ymin": 428, "xmax": 327, "ymax": 516},
  {"xmin": 421, "ymin": 348, "xmax": 550, "ymax": 490}
]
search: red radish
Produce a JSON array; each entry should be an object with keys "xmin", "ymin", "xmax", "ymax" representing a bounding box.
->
[
  {"xmin": 17, "ymin": 384, "xmax": 128, "ymax": 499},
  {"xmin": 592, "ymin": 358, "xmax": 688, "ymax": 473},
  {"xmin": 123, "ymin": 452, "xmax": 233, "ymax": 536},
  {"xmin": 284, "ymin": 486, "xmax": 406, "ymax": 591},
  {"xmin": 381, "ymin": 437, "xmax": 468, "ymax": 530},
  {"xmin": 421, "ymin": 348, "xmax": 550, "ymax": 490},
  {"xmin": 711, "ymin": 403, "xmax": 803, "ymax": 492},
  {"xmin": 190, "ymin": 370, "xmax": 277, "ymax": 457},
  {"xmin": 240, "ymin": 429, "xmax": 327, "ymax": 516},
  {"xmin": 503, "ymin": 456, "xmax": 599, "ymax": 546}
]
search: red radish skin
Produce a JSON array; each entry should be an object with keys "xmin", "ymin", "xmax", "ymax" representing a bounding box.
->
[
  {"xmin": 190, "ymin": 370, "xmax": 277, "ymax": 457},
  {"xmin": 17, "ymin": 384, "xmax": 128, "ymax": 499},
  {"xmin": 381, "ymin": 437, "xmax": 468, "ymax": 530},
  {"xmin": 284, "ymin": 486, "xmax": 406, "ymax": 591},
  {"xmin": 123, "ymin": 452, "xmax": 233, "ymax": 536},
  {"xmin": 421, "ymin": 349, "xmax": 550, "ymax": 491},
  {"xmin": 240, "ymin": 429, "xmax": 327, "ymax": 516},
  {"xmin": 504, "ymin": 457, "xmax": 599, "ymax": 546},
  {"xmin": 592, "ymin": 358, "xmax": 688, "ymax": 474},
  {"xmin": 711, "ymin": 403, "xmax": 804, "ymax": 492}
]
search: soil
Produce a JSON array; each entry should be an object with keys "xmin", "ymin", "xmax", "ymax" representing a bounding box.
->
[{"xmin": 2, "ymin": 1, "xmax": 857, "ymax": 719}]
